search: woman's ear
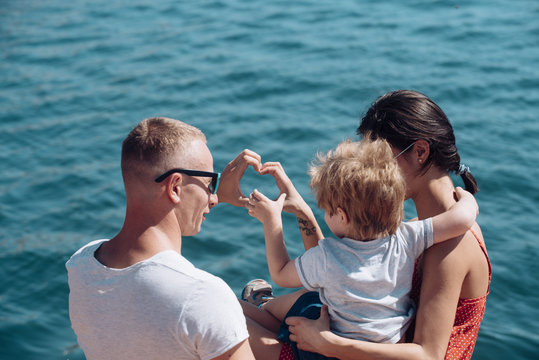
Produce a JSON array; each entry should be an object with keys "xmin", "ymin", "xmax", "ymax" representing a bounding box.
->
[
  {"xmin": 413, "ymin": 139, "xmax": 430, "ymax": 164},
  {"xmin": 167, "ymin": 174, "xmax": 182, "ymax": 203},
  {"xmin": 336, "ymin": 207, "xmax": 349, "ymax": 225}
]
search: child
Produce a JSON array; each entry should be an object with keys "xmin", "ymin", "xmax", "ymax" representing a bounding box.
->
[{"xmin": 246, "ymin": 138, "xmax": 478, "ymax": 344}]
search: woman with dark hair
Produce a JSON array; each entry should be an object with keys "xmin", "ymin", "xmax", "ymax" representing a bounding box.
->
[{"xmin": 242, "ymin": 90, "xmax": 490, "ymax": 360}]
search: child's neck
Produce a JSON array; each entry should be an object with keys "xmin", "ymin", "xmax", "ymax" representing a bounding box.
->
[{"xmin": 340, "ymin": 231, "xmax": 390, "ymax": 242}]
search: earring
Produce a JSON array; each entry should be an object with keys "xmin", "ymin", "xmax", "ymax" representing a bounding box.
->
[{"xmin": 419, "ymin": 159, "xmax": 423, "ymax": 164}]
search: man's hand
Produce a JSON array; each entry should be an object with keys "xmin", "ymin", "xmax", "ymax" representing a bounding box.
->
[{"xmin": 217, "ymin": 149, "xmax": 262, "ymax": 207}]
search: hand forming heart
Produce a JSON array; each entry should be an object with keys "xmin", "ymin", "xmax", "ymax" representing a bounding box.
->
[
  {"xmin": 216, "ymin": 149, "xmax": 263, "ymax": 207},
  {"xmin": 217, "ymin": 150, "xmax": 305, "ymax": 215}
]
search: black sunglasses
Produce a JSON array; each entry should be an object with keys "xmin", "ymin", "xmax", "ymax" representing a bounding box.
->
[{"xmin": 154, "ymin": 169, "xmax": 221, "ymax": 194}]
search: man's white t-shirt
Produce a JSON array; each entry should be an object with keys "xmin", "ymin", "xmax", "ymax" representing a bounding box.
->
[
  {"xmin": 296, "ymin": 219, "xmax": 434, "ymax": 343},
  {"xmin": 66, "ymin": 239, "xmax": 249, "ymax": 360}
]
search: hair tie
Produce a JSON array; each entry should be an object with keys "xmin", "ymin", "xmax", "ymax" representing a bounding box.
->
[{"xmin": 456, "ymin": 163, "xmax": 470, "ymax": 176}]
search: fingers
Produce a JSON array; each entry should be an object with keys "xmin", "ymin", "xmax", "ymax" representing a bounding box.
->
[
  {"xmin": 228, "ymin": 149, "xmax": 262, "ymax": 172},
  {"xmin": 260, "ymin": 162, "xmax": 285, "ymax": 175},
  {"xmin": 285, "ymin": 316, "xmax": 300, "ymax": 326},
  {"xmin": 245, "ymin": 192, "xmax": 258, "ymax": 217},
  {"xmin": 260, "ymin": 162, "xmax": 294, "ymax": 192},
  {"xmin": 250, "ymin": 189, "xmax": 267, "ymax": 201}
]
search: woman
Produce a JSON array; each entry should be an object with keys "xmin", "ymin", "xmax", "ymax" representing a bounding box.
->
[{"xmin": 242, "ymin": 90, "xmax": 491, "ymax": 360}]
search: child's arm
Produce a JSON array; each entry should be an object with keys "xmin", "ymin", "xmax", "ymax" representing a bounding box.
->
[
  {"xmin": 431, "ymin": 187, "xmax": 479, "ymax": 243},
  {"xmin": 259, "ymin": 162, "xmax": 324, "ymax": 250},
  {"xmin": 246, "ymin": 190, "xmax": 302, "ymax": 288}
]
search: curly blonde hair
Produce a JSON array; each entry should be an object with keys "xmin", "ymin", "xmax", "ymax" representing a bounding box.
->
[{"xmin": 309, "ymin": 138, "xmax": 405, "ymax": 240}]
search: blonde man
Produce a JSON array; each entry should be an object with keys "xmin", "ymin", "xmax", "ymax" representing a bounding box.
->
[
  {"xmin": 67, "ymin": 117, "xmax": 258, "ymax": 360},
  {"xmin": 246, "ymin": 138, "xmax": 478, "ymax": 346}
]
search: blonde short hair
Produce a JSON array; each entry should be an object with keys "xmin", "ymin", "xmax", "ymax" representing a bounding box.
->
[
  {"xmin": 121, "ymin": 117, "xmax": 206, "ymax": 179},
  {"xmin": 309, "ymin": 138, "xmax": 405, "ymax": 240}
]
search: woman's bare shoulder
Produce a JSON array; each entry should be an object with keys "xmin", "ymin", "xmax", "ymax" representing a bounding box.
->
[{"xmin": 424, "ymin": 222, "xmax": 489, "ymax": 298}]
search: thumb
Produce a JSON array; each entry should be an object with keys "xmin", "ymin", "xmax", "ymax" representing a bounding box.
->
[
  {"xmin": 277, "ymin": 192, "xmax": 287, "ymax": 204},
  {"xmin": 252, "ymin": 189, "xmax": 269, "ymax": 201}
]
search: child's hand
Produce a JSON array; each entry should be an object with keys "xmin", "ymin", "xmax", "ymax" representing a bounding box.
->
[
  {"xmin": 454, "ymin": 187, "xmax": 479, "ymax": 216},
  {"xmin": 246, "ymin": 189, "xmax": 287, "ymax": 224}
]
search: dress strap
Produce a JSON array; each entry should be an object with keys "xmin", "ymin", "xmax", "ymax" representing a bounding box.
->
[{"xmin": 469, "ymin": 228, "xmax": 492, "ymax": 293}]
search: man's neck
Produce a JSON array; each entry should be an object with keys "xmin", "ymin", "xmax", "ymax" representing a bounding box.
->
[{"xmin": 95, "ymin": 215, "xmax": 182, "ymax": 269}]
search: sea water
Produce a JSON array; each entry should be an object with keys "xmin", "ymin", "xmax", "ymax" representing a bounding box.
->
[{"xmin": 1, "ymin": 0, "xmax": 538, "ymax": 359}]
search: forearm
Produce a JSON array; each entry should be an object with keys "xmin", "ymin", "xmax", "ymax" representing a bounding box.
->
[
  {"xmin": 263, "ymin": 219, "xmax": 295, "ymax": 286},
  {"xmin": 293, "ymin": 204, "xmax": 324, "ymax": 250},
  {"xmin": 432, "ymin": 206, "xmax": 475, "ymax": 243},
  {"xmin": 319, "ymin": 334, "xmax": 429, "ymax": 360}
]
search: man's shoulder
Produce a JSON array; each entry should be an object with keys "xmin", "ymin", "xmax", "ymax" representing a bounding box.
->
[
  {"xmin": 141, "ymin": 252, "xmax": 238, "ymax": 300},
  {"xmin": 66, "ymin": 239, "xmax": 107, "ymax": 268}
]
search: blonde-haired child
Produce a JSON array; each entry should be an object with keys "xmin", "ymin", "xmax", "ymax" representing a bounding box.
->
[{"xmin": 246, "ymin": 138, "xmax": 478, "ymax": 343}]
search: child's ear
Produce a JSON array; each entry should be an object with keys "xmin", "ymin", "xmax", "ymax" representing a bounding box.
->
[{"xmin": 336, "ymin": 208, "xmax": 349, "ymax": 225}]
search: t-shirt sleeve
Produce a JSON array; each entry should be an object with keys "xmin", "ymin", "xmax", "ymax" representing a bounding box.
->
[
  {"xmin": 398, "ymin": 219, "xmax": 434, "ymax": 259},
  {"xmin": 295, "ymin": 241, "xmax": 327, "ymax": 291},
  {"xmin": 178, "ymin": 277, "xmax": 249, "ymax": 360}
]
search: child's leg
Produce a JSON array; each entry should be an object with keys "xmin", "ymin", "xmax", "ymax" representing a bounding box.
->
[
  {"xmin": 240, "ymin": 289, "xmax": 309, "ymax": 333},
  {"xmin": 261, "ymin": 289, "xmax": 309, "ymax": 322}
]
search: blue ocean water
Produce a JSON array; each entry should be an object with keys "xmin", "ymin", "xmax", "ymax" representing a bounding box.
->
[{"xmin": 1, "ymin": 0, "xmax": 538, "ymax": 358}]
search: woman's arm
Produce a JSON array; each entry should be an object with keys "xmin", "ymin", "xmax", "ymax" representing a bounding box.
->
[
  {"xmin": 260, "ymin": 162, "xmax": 324, "ymax": 250},
  {"xmin": 287, "ymin": 304, "xmax": 428, "ymax": 359}
]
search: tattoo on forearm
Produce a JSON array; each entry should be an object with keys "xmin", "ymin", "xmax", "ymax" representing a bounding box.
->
[{"xmin": 298, "ymin": 218, "xmax": 316, "ymax": 236}]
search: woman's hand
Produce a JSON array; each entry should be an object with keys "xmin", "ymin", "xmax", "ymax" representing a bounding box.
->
[
  {"xmin": 217, "ymin": 149, "xmax": 262, "ymax": 207},
  {"xmin": 286, "ymin": 305, "xmax": 334, "ymax": 355},
  {"xmin": 259, "ymin": 162, "xmax": 307, "ymax": 215}
]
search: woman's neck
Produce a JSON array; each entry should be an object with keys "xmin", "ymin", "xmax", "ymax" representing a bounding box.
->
[{"xmin": 412, "ymin": 169, "xmax": 456, "ymax": 220}]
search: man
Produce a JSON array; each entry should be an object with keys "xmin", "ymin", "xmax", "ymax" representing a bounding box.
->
[{"xmin": 66, "ymin": 117, "xmax": 259, "ymax": 360}]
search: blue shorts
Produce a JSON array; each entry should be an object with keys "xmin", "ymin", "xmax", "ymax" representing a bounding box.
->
[{"xmin": 277, "ymin": 291, "xmax": 338, "ymax": 360}]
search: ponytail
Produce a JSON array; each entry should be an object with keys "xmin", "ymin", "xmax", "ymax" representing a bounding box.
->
[
  {"xmin": 358, "ymin": 90, "xmax": 480, "ymax": 195},
  {"xmin": 456, "ymin": 164, "xmax": 479, "ymax": 195}
]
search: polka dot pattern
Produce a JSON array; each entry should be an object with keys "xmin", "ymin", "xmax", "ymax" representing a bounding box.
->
[{"xmin": 279, "ymin": 343, "xmax": 295, "ymax": 360}]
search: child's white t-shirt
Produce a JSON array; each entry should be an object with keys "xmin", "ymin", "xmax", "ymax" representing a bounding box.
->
[{"xmin": 295, "ymin": 218, "xmax": 434, "ymax": 343}]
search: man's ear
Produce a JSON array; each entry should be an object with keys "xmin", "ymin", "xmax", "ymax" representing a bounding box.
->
[
  {"xmin": 167, "ymin": 174, "xmax": 182, "ymax": 203},
  {"xmin": 336, "ymin": 207, "xmax": 349, "ymax": 225},
  {"xmin": 413, "ymin": 139, "xmax": 430, "ymax": 164}
]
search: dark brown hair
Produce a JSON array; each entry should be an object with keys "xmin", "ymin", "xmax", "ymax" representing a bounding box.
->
[{"xmin": 357, "ymin": 90, "xmax": 478, "ymax": 194}]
